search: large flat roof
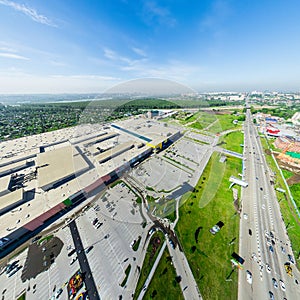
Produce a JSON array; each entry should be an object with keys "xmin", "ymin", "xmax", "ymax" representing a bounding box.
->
[
  {"xmin": 0, "ymin": 159, "xmax": 29, "ymax": 175},
  {"xmin": 0, "ymin": 188, "xmax": 23, "ymax": 211},
  {"xmin": 37, "ymin": 145, "xmax": 89, "ymax": 189},
  {"xmin": 95, "ymin": 141, "xmax": 134, "ymax": 163},
  {"xmin": 0, "ymin": 175, "xmax": 10, "ymax": 193}
]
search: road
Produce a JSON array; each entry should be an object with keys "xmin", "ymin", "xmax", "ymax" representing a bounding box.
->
[
  {"xmin": 69, "ymin": 220, "xmax": 100, "ymax": 300},
  {"xmin": 167, "ymin": 242, "xmax": 203, "ymax": 300},
  {"xmin": 126, "ymin": 172, "xmax": 202, "ymax": 300},
  {"xmin": 238, "ymin": 109, "xmax": 300, "ymax": 300}
]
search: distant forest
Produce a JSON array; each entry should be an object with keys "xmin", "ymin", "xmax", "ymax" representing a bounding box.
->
[{"xmin": 0, "ymin": 97, "xmax": 240, "ymax": 141}]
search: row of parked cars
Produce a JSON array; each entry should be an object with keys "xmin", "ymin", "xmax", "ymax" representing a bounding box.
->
[
  {"xmin": 92, "ymin": 217, "xmax": 103, "ymax": 229},
  {"xmin": 5, "ymin": 260, "xmax": 22, "ymax": 278}
]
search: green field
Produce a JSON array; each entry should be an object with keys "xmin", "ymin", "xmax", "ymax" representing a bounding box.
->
[
  {"xmin": 209, "ymin": 114, "xmax": 241, "ymax": 134},
  {"xmin": 220, "ymin": 131, "xmax": 244, "ymax": 154},
  {"xmin": 185, "ymin": 112, "xmax": 241, "ymax": 134},
  {"xmin": 198, "ymin": 153, "xmax": 226, "ymax": 208},
  {"xmin": 176, "ymin": 152, "xmax": 242, "ymax": 300},
  {"xmin": 290, "ymin": 184, "xmax": 300, "ymax": 211},
  {"xmin": 143, "ymin": 249, "xmax": 184, "ymax": 300},
  {"xmin": 282, "ymin": 169, "xmax": 294, "ymax": 180}
]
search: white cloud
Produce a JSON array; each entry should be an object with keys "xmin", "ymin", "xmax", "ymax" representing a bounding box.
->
[
  {"xmin": 103, "ymin": 48, "xmax": 131, "ymax": 64},
  {"xmin": 0, "ymin": 46, "xmax": 17, "ymax": 52},
  {"xmin": 103, "ymin": 47, "xmax": 147, "ymax": 67},
  {"xmin": 0, "ymin": 70, "xmax": 121, "ymax": 93},
  {"xmin": 142, "ymin": 1, "xmax": 176, "ymax": 27},
  {"xmin": 0, "ymin": 52, "xmax": 29, "ymax": 60},
  {"xmin": 49, "ymin": 60, "xmax": 67, "ymax": 67},
  {"xmin": 199, "ymin": 0, "xmax": 232, "ymax": 32},
  {"xmin": 132, "ymin": 47, "xmax": 147, "ymax": 57},
  {"xmin": 0, "ymin": 0, "xmax": 56, "ymax": 27},
  {"xmin": 120, "ymin": 58, "xmax": 201, "ymax": 83},
  {"xmin": 102, "ymin": 47, "xmax": 200, "ymax": 84},
  {"xmin": 50, "ymin": 74, "xmax": 120, "ymax": 81}
]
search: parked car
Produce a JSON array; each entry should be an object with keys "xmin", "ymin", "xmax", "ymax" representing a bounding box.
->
[{"xmin": 85, "ymin": 246, "xmax": 93, "ymax": 254}]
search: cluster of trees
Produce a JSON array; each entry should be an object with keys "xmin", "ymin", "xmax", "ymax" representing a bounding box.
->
[{"xmin": 250, "ymin": 106, "xmax": 299, "ymax": 120}]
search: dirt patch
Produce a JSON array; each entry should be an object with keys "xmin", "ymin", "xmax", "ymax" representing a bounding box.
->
[
  {"xmin": 201, "ymin": 110, "xmax": 232, "ymax": 115},
  {"xmin": 287, "ymin": 174, "xmax": 300, "ymax": 185},
  {"xmin": 278, "ymin": 159, "xmax": 300, "ymax": 176},
  {"xmin": 265, "ymin": 149, "xmax": 272, "ymax": 155}
]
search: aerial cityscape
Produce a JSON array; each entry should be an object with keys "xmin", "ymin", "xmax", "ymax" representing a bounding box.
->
[{"xmin": 0, "ymin": 1, "xmax": 300, "ymax": 300}]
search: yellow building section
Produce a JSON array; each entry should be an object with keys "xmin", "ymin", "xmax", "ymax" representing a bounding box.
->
[{"xmin": 146, "ymin": 142, "xmax": 162, "ymax": 149}]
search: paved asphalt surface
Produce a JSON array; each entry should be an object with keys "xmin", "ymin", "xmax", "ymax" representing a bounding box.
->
[
  {"xmin": 69, "ymin": 220, "xmax": 100, "ymax": 300},
  {"xmin": 238, "ymin": 108, "xmax": 300, "ymax": 300}
]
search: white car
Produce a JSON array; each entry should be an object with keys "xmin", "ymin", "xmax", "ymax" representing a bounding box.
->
[
  {"xmin": 209, "ymin": 225, "xmax": 220, "ymax": 235},
  {"xmin": 246, "ymin": 270, "xmax": 252, "ymax": 284},
  {"xmin": 252, "ymin": 252, "xmax": 257, "ymax": 261},
  {"xmin": 279, "ymin": 280, "xmax": 286, "ymax": 291},
  {"xmin": 266, "ymin": 264, "xmax": 271, "ymax": 274},
  {"xmin": 243, "ymin": 213, "xmax": 248, "ymax": 220}
]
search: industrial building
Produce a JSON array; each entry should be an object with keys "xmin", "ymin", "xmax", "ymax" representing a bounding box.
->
[
  {"xmin": 0, "ymin": 116, "xmax": 183, "ymax": 258},
  {"xmin": 37, "ymin": 145, "xmax": 90, "ymax": 191},
  {"xmin": 0, "ymin": 188, "xmax": 23, "ymax": 216},
  {"xmin": 0, "ymin": 175, "xmax": 11, "ymax": 197},
  {"xmin": 96, "ymin": 141, "xmax": 134, "ymax": 164}
]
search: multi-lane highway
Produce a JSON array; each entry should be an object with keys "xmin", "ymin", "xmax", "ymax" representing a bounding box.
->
[{"xmin": 238, "ymin": 109, "xmax": 300, "ymax": 300}]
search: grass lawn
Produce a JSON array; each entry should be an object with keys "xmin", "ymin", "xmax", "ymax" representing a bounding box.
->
[
  {"xmin": 17, "ymin": 293, "xmax": 26, "ymax": 300},
  {"xmin": 143, "ymin": 248, "xmax": 184, "ymax": 300},
  {"xmin": 179, "ymin": 112, "xmax": 201, "ymax": 125},
  {"xmin": 209, "ymin": 114, "xmax": 241, "ymax": 134},
  {"xmin": 260, "ymin": 136, "xmax": 300, "ymax": 263},
  {"xmin": 220, "ymin": 131, "xmax": 244, "ymax": 154},
  {"xmin": 198, "ymin": 152, "xmax": 226, "ymax": 208},
  {"xmin": 120, "ymin": 264, "xmax": 131, "ymax": 287},
  {"xmin": 282, "ymin": 169, "xmax": 294, "ymax": 180},
  {"xmin": 134, "ymin": 231, "xmax": 165, "ymax": 299},
  {"xmin": 197, "ymin": 112, "xmax": 217, "ymax": 129},
  {"xmin": 289, "ymin": 184, "xmax": 300, "ymax": 211},
  {"xmin": 176, "ymin": 152, "xmax": 242, "ymax": 300},
  {"xmin": 188, "ymin": 121, "xmax": 203, "ymax": 130}
]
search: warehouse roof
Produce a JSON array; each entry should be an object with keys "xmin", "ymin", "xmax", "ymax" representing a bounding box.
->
[
  {"xmin": 37, "ymin": 145, "xmax": 89, "ymax": 189},
  {"xmin": 0, "ymin": 175, "xmax": 10, "ymax": 193},
  {"xmin": 0, "ymin": 188, "xmax": 23, "ymax": 211},
  {"xmin": 96, "ymin": 141, "xmax": 134, "ymax": 163}
]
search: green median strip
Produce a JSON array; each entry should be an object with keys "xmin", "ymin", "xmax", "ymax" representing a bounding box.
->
[
  {"xmin": 133, "ymin": 231, "xmax": 165, "ymax": 299},
  {"xmin": 143, "ymin": 248, "xmax": 184, "ymax": 300}
]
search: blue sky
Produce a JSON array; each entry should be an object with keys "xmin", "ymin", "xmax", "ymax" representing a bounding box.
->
[{"xmin": 0, "ymin": 0, "xmax": 300, "ymax": 93}]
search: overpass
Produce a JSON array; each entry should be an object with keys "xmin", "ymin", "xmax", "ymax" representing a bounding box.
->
[{"xmin": 215, "ymin": 147, "xmax": 243, "ymax": 159}]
